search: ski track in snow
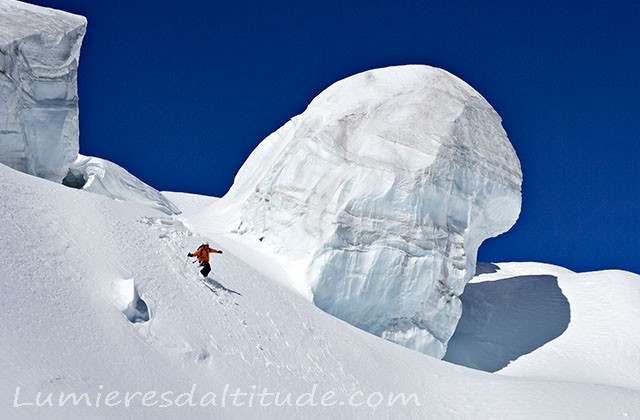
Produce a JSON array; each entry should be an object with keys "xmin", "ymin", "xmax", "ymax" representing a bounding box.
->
[{"xmin": 136, "ymin": 214, "xmax": 345, "ymax": 381}]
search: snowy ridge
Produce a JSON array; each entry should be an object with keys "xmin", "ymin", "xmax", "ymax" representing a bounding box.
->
[
  {"xmin": 202, "ymin": 65, "xmax": 523, "ymax": 357},
  {"xmin": 0, "ymin": 0, "xmax": 86, "ymax": 182},
  {"xmin": 65, "ymin": 154, "xmax": 180, "ymax": 215}
]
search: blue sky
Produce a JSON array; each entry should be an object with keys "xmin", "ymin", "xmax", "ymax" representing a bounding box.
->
[{"xmin": 30, "ymin": 0, "xmax": 639, "ymax": 273}]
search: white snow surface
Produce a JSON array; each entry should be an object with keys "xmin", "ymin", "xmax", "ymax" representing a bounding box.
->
[
  {"xmin": 201, "ymin": 65, "xmax": 523, "ymax": 357},
  {"xmin": 445, "ymin": 262, "xmax": 640, "ymax": 390},
  {"xmin": 1, "ymin": 169, "xmax": 639, "ymax": 420},
  {"xmin": 65, "ymin": 154, "xmax": 180, "ymax": 215},
  {"xmin": 0, "ymin": 0, "xmax": 86, "ymax": 182}
]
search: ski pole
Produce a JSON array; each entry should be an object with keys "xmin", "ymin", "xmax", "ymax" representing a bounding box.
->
[{"xmin": 183, "ymin": 256, "xmax": 190, "ymax": 271}]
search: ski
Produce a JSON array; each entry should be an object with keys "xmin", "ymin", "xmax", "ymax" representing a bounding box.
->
[{"xmin": 201, "ymin": 280, "xmax": 219, "ymax": 294}]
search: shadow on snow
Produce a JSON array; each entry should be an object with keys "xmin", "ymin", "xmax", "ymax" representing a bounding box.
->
[
  {"xmin": 204, "ymin": 278, "xmax": 242, "ymax": 296},
  {"xmin": 443, "ymin": 275, "xmax": 570, "ymax": 372}
]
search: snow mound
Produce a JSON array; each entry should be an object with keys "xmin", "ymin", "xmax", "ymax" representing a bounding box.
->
[
  {"xmin": 206, "ymin": 65, "xmax": 522, "ymax": 357},
  {"xmin": 0, "ymin": 0, "xmax": 86, "ymax": 182},
  {"xmin": 63, "ymin": 154, "xmax": 180, "ymax": 215},
  {"xmin": 446, "ymin": 262, "xmax": 640, "ymax": 391}
]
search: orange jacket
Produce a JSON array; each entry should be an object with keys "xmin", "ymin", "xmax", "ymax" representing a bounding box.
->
[{"xmin": 192, "ymin": 246, "xmax": 220, "ymax": 263}]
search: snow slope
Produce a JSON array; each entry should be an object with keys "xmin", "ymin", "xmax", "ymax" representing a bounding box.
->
[
  {"xmin": 2, "ymin": 164, "xmax": 640, "ymax": 419},
  {"xmin": 196, "ymin": 65, "xmax": 523, "ymax": 358},
  {"xmin": 446, "ymin": 262, "xmax": 640, "ymax": 391}
]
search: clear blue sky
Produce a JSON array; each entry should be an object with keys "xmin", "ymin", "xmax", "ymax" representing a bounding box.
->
[{"xmin": 30, "ymin": 0, "xmax": 640, "ymax": 273}]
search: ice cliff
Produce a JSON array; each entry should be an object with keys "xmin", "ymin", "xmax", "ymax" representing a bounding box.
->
[
  {"xmin": 210, "ymin": 65, "xmax": 523, "ymax": 357},
  {"xmin": 0, "ymin": 1, "xmax": 179, "ymax": 214},
  {"xmin": 0, "ymin": 0, "xmax": 86, "ymax": 182}
]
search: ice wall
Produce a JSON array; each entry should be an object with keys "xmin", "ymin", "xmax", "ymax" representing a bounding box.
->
[
  {"xmin": 0, "ymin": 0, "xmax": 86, "ymax": 182},
  {"xmin": 212, "ymin": 65, "xmax": 522, "ymax": 357}
]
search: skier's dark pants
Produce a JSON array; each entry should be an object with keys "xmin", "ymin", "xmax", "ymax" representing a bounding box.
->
[{"xmin": 200, "ymin": 261, "xmax": 211, "ymax": 277}]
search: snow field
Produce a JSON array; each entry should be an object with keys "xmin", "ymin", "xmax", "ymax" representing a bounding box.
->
[{"xmin": 1, "ymin": 162, "xmax": 640, "ymax": 419}]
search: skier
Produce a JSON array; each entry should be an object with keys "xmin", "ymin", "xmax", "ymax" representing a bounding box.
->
[{"xmin": 188, "ymin": 241, "xmax": 223, "ymax": 277}]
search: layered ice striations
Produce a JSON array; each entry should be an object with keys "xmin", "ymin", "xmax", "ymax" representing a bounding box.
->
[
  {"xmin": 0, "ymin": 1, "xmax": 179, "ymax": 214},
  {"xmin": 0, "ymin": 0, "xmax": 86, "ymax": 182},
  {"xmin": 213, "ymin": 65, "xmax": 522, "ymax": 358}
]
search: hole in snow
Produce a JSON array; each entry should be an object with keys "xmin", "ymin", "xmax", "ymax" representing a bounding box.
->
[
  {"xmin": 61, "ymin": 169, "xmax": 87, "ymax": 189},
  {"xmin": 112, "ymin": 279, "xmax": 150, "ymax": 323}
]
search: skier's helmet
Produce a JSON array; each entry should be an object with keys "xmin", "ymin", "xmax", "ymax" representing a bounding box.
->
[{"xmin": 202, "ymin": 241, "xmax": 209, "ymax": 246}]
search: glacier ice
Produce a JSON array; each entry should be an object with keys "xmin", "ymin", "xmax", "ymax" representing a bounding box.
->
[
  {"xmin": 0, "ymin": 1, "xmax": 178, "ymax": 214},
  {"xmin": 0, "ymin": 0, "xmax": 86, "ymax": 182},
  {"xmin": 65, "ymin": 155, "xmax": 181, "ymax": 215},
  {"xmin": 210, "ymin": 65, "xmax": 522, "ymax": 357}
]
